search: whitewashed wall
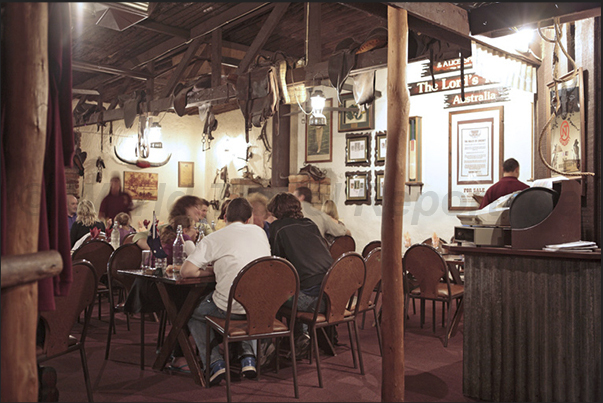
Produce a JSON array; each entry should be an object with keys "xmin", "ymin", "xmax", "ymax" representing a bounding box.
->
[
  {"xmin": 77, "ymin": 107, "xmax": 271, "ymax": 227},
  {"xmin": 78, "ymin": 58, "xmax": 534, "ymax": 249},
  {"xmin": 294, "ymin": 62, "xmax": 535, "ymax": 253}
]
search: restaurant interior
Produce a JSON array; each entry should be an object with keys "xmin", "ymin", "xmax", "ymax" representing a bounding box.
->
[{"xmin": 1, "ymin": 2, "xmax": 601, "ymax": 402}]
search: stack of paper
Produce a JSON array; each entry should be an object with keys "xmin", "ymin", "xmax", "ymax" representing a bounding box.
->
[{"xmin": 543, "ymin": 240, "xmax": 598, "ymax": 252}]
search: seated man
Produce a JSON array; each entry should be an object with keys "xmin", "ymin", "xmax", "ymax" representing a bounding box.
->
[
  {"xmin": 180, "ymin": 197, "xmax": 271, "ymax": 386},
  {"xmin": 293, "ymin": 186, "xmax": 350, "ymax": 241},
  {"xmin": 267, "ymin": 192, "xmax": 334, "ymax": 357}
]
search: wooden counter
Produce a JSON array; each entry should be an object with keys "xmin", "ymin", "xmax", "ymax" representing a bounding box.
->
[{"xmin": 448, "ymin": 245, "xmax": 601, "ymax": 402}]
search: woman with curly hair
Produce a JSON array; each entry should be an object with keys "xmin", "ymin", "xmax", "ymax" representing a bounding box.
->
[{"xmin": 70, "ymin": 199, "xmax": 106, "ymax": 247}]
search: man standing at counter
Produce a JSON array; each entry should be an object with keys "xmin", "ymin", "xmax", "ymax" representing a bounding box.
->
[{"xmin": 479, "ymin": 158, "xmax": 529, "ymax": 209}]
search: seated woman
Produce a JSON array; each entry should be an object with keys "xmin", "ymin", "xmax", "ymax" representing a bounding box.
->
[
  {"xmin": 213, "ymin": 199, "xmax": 231, "ymax": 231},
  {"xmin": 321, "ymin": 199, "xmax": 344, "ymax": 244},
  {"xmin": 160, "ymin": 215, "xmax": 197, "ymax": 264},
  {"xmin": 70, "ymin": 199, "xmax": 106, "ymax": 248},
  {"xmin": 114, "ymin": 212, "xmax": 136, "ymax": 245}
]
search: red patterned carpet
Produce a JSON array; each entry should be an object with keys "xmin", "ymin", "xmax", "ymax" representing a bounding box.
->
[{"xmin": 43, "ymin": 299, "xmax": 476, "ymax": 402}]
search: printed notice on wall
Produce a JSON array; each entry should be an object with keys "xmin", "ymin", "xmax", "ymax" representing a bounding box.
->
[{"xmin": 458, "ymin": 120, "xmax": 492, "ymax": 184}]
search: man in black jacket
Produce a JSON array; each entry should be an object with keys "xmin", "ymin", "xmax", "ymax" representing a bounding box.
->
[{"xmin": 267, "ymin": 192, "xmax": 334, "ymax": 357}]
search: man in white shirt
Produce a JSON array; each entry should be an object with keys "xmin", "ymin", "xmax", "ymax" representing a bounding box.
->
[
  {"xmin": 180, "ymin": 197, "xmax": 270, "ymax": 386},
  {"xmin": 293, "ymin": 186, "xmax": 350, "ymax": 240}
]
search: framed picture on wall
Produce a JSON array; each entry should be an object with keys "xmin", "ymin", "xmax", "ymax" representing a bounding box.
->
[
  {"xmin": 123, "ymin": 171, "xmax": 159, "ymax": 201},
  {"xmin": 547, "ymin": 68, "xmax": 585, "ymax": 183},
  {"xmin": 345, "ymin": 132, "xmax": 371, "ymax": 167},
  {"xmin": 448, "ymin": 106, "xmax": 503, "ymax": 211},
  {"xmin": 178, "ymin": 161, "xmax": 194, "ymax": 187},
  {"xmin": 407, "ymin": 117, "xmax": 422, "ymax": 183},
  {"xmin": 338, "ymin": 93, "xmax": 375, "ymax": 132},
  {"xmin": 305, "ymin": 99, "xmax": 333, "ymax": 163},
  {"xmin": 374, "ymin": 170, "xmax": 384, "ymax": 205},
  {"xmin": 375, "ymin": 131, "xmax": 387, "ymax": 166},
  {"xmin": 345, "ymin": 171, "xmax": 371, "ymax": 205}
]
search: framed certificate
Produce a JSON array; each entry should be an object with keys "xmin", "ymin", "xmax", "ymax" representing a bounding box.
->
[
  {"xmin": 345, "ymin": 171, "xmax": 371, "ymax": 205},
  {"xmin": 448, "ymin": 106, "xmax": 503, "ymax": 210},
  {"xmin": 345, "ymin": 132, "xmax": 371, "ymax": 167}
]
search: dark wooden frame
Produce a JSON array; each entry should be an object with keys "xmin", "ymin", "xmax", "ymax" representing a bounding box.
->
[
  {"xmin": 345, "ymin": 132, "xmax": 371, "ymax": 167},
  {"xmin": 374, "ymin": 170, "xmax": 385, "ymax": 205},
  {"xmin": 305, "ymin": 98, "xmax": 333, "ymax": 163},
  {"xmin": 338, "ymin": 92, "xmax": 375, "ymax": 132},
  {"xmin": 375, "ymin": 131, "xmax": 387, "ymax": 166},
  {"xmin": 345, "ymin": 171, "xmax": 371, "ymax": 205},
  {"xmin": 448, "ymin": 106, "xmax": 504, "ymax": 211},
  {"xmin": 546, "ymin": 68, "xmax": 585, "ymax": 193}
]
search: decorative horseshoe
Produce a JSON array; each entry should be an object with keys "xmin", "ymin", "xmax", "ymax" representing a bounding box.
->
[{"xmin": 114, "ymin": 146, "xmax": 172, "ymax": 168}]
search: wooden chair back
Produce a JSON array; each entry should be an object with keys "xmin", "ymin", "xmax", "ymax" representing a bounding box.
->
[
  {"xmin": 205, "ymin": 256, "xmax": 300, "ymax": 401},
  {"xmin": 357, "ymin": 247, "xmax": 382, "ymax": 313},
  {"xmin": 319, "ymin": 252, "xmax": 365, "ymax": 323},
  {"xmin": 122, "ymin": 233, "xmax": 135, "ymax": 245},
  {"xmin": 361, "ymin": 240, "xmax": 381, "ymax": 258},
  {"xmin": 403, "ymin": 243, "xmax": 449, "ymax": 299},
  {"xmin": 72, "ymin": 239, "xmax": 114, "ymax": 281},
  {"xmin": 37, "ymin": 259, "xmax": 97, "ymax": 401},
  {"xmin": 106, "ymin": 243, "xmax": 142, "ymax": 294},
  {"xmin": 227, "ymin": 256, "xmax": 300, "ymax": 336},
  {"xmin": 329, "ymin": 235, "xmax": 356, "ymax": 260}
]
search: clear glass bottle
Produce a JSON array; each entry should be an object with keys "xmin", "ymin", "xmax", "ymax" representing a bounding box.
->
[
  {"xmin": 110, "ymin": 220, "xmax": 120, "ymax": 249},
  {"xmin": 196, "ymin": 227, "xmax": 205, "ymax": 246},
  {"xmin": 172, "ymin": 224, "xmax": 185, "ymax": 270},
  {"xmin": 210, "ymin": 220, "xmax": 216, "ymax": 232}
]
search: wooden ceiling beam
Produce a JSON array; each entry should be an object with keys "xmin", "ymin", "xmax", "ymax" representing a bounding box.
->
[
  {"xmin": 71, "ymin": 60, "xmax": 152, "ymax": 80},
  {"xmin": 136, "ymin": 18, "xmax": 190, "ymax": 39},
  {"xmin": 235, "ymin": 2, "xmax": 290, "ymax": 75},
  {"xmin": 159, "ymin": 37, "xmax": 204, "ymax": 99},
  {"xmin": 468, "ymin": 2, "xmax": 601, "ymax": 37}
]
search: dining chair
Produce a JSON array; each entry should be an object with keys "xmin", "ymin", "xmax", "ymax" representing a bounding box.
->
[
  {"xmin": 328, "ymin": 235, "xmax": 356, "ymax": 260},
  {"xmin": 421, "ymin": 236, "xmax": 448, "ymax": 255},
  {"xmin": 353, "ymin": 247, "xmax": 382, "ymax": 355},
  {"xmin": 361, "ymin": 240, "xmax": 381, "ymax": 258},
  {"xmin": 122, "ymin": 233, "xmax": 135, "ymax": 245},
  {"xmin": 104, "ymin": 243, "xmax": 148, "ymax": 369},
  {"xmin": 402, "ymin": 243, "xmax": 464, "ymax": 347},
  {"xmin": 71, "ymin": 239, "xmax": 114, "ymax": 320},
  {"xmin": 204, "ymin": 256, "xmax": 300, "ymax": 402},
  {"xmin": 37, "ymin": 259, "xmax": 97, "ymax": 402},
  {"xmin": 283, "ymin": 251, "xmax": 366, "ymax": 388}
]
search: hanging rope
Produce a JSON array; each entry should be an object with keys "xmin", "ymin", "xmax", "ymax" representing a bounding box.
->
[{"xmin": 536, "ymin": 18, "xmax": 594, "ymax": 178}]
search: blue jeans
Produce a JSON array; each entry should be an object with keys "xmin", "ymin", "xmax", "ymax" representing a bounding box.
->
[
  {"xmin": 187, "ymin": 292, "xmax": 255, "ymax": 368},
  {"xmin": 283, "ymin": 291, "xmax": 326, "ymax": 338}
]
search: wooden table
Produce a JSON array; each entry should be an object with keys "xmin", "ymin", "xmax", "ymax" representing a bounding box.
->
[
  {"xmin": 117, "ymin": 269, "xmax": 215, "ymax": 387},
  {"xmin": 443, "ymin": 255, "xmax": 464, "ymax": 339}
]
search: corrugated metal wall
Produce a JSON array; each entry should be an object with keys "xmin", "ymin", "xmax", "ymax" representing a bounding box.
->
[{"xmin": 463, "ymin": 253, "xmax": 601, "ymax": 402}]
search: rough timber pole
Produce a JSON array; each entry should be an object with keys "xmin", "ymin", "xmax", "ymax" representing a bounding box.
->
[
  {"xmin": 382, "ymin": 6, "xmax": 409, "ymax": 402},
  {"xmin": 1, "ymin": 3, "xmax": 49, "ymax": 402}
]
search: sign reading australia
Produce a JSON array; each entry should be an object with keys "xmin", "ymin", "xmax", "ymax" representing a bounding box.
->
[{"xmin": 444, "ymin": 87, "xmax": 510, "ymax": 108}]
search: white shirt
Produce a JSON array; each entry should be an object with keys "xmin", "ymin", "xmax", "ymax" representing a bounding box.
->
[
  {"xmin": 185, "ymin": 221, "xmax": 271, "ymax": 314},
  {"xmin": 300, "ymin": 200, "xmax": 347, "ymax": 239}
]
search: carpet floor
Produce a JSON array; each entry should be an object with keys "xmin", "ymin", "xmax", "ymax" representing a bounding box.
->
[{"xmin": 43, "ymin": 298, "xmax": 478, "ymax": 402}]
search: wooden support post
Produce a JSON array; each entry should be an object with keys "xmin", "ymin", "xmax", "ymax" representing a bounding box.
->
[
  {"xmin": 272, "ymin": 105, "xmax": 291, "ymax": 188},
  {"xmin": 1, "ymin": 3, "xmax": 49, "ymax": 402},
  {"xmin": 382, "ymin": 6, "xmax": 409, "ymax": 402}
]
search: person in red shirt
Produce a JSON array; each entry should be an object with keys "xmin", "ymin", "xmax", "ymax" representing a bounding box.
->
[
  {"xmin": 479, "ymin": 158, "xmax": 529, "ymax": 209},
  {"xmin": 99, "ymin": 175, "xmax": 134, "ymax": 226}
]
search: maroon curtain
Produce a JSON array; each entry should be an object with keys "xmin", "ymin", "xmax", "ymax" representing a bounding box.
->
[{"xmin": 37, "ymin": 3, "xmax": 76, "ymax": 311}]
